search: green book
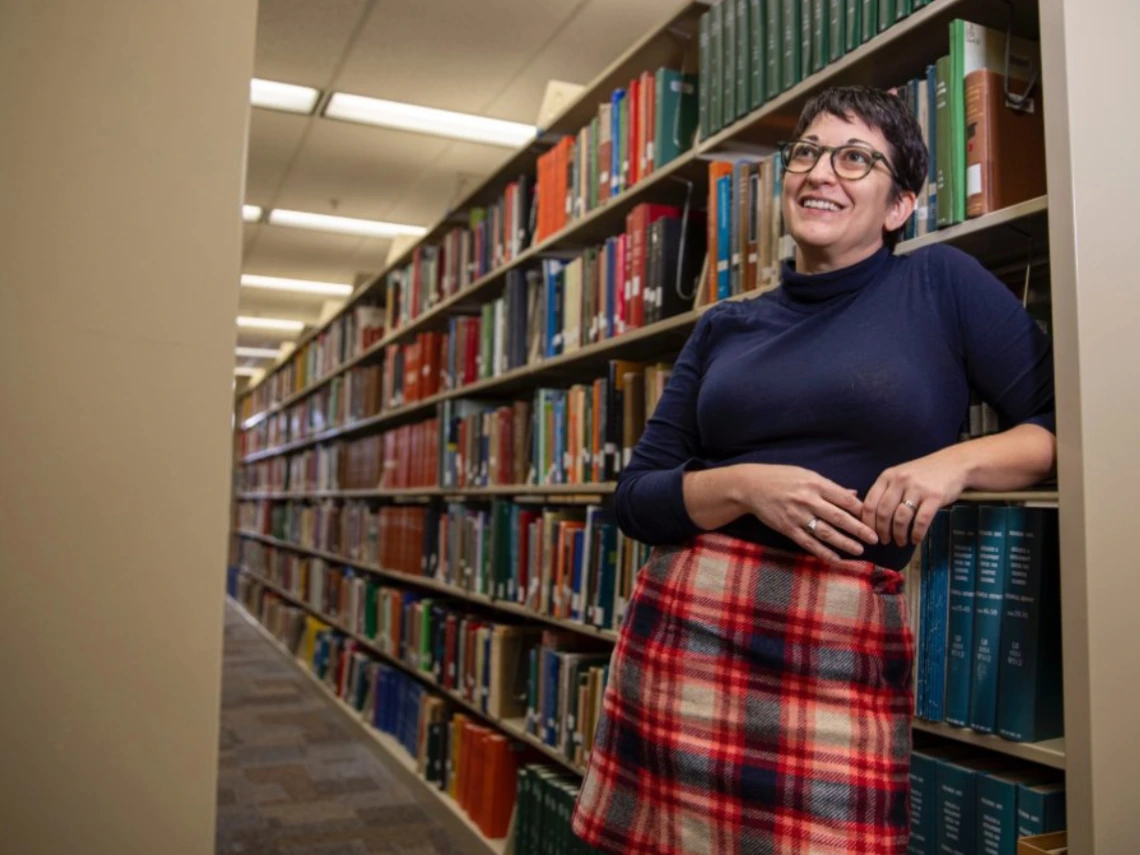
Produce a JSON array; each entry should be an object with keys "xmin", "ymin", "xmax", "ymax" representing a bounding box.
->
[
  {"xmin": 655, "ymin": 69, "xmax": 699, "ymax": 166},
  {"xmin": 480, "ymin": 303, "xmax": 493, "ymax": 379},
  {"xmin": 828, "ymin": 0, "xmax": 845, "ymax": 62},
  {"xmin": 948, "ymin": 19, "xmax": 966, "ymax": 224},
  {"xmin": 766, "ymin": 0, "xmax": 782, "ymax": 97},
  {"xmin": 709, "ymin": 2, "xmax": 722, "ymax": 134},
  {"xmin": 723, "ymin": 0, "xmax": 737, "ymax": 126},
  {"xmin": 860, "ymin": 0, "xmax": 877, "ymax": 44},
  {"xmin": 897, "ymin": 0, "xmax": 912, "ymax": 20},
  {"xmin": 811, "ymin": 0, "xmax": 828, "ymax": 72},
  {"xmin": 781, "ymin": 0, "xmax": 800, "ymax": 90},
  {"xmin": 749, "ymin": 0, "xmax": 765, "ymax": 108},
  {"xmin": 935, "ymin": 54, "xmax": 954, "ymax": 227},
  {"xmin": 844, "ymin": 0, "xmax": 860, "ymax": 51},
  {"xmin": 364, "ymin": 581, "xmax": 378, "ymax": 639},
  {"xmin": 736, "ymin": 0, "xmax": 750, "ymax": 118},
  {"xmin": 799, "ymin": 0, "xmax": 812, "ymax": 82},
  {"xmin": 698, "ymin": 11, "xmax": 710, "ymax": 140},
  {"xmin": 878, "ymin": 0, "xmax": 895, "ymax": 33}
]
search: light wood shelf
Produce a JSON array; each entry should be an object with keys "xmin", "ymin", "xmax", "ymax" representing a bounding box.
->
[
  {"xmin": 234, "ymin": 530, "xmax": 620, "ymax": 643},
  {"xmin": 234, "ymin": 574, "xmax": 588, "ymax": 779},
  {"xmin": 913, "ymin": 719, "xmax": 1065, "ymax": 770},
  {"xmin": 236, "ymin": 483, "xmax": 617, "ymax": 501},
  {"xmin": 231, "ymin": 597, "xmax": 509, "ymax": 855}
]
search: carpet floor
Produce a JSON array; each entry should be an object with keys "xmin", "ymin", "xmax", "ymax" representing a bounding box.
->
[{"xmin": 216, "ymin": 602, "xmax": 476, "ymax": 855}]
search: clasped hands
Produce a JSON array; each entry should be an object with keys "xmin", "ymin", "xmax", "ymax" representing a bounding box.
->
[{"xmin": 737, "ymin": 452, "xmax": 968, "ymax": 566}]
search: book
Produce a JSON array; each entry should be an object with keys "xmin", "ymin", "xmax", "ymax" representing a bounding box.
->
[
  {"xmin": 945, "ymin": 503, "xmax": 979, "ymax": 727},
  {"xmin": 970, "ymin": 505, "xmax": 1010, "ymax": 734}
]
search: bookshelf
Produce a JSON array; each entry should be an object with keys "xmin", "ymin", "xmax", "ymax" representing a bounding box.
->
[{"xmin": 229, "ymin": 0, "xmax": 1139, "ymax": 850}]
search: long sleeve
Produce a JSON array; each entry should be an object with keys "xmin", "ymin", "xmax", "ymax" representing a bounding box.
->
[
  {"xmin": 934, "ymin": 246, "xmax": 1056, "ymax": 433},
  {"xmin": 612, "ymin": 309, "xmax": 718, "ymax": 544}
]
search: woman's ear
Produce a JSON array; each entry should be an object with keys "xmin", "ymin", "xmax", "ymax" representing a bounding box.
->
[{"xmin": 884, "ymin": 189, "xmax": 916, "ymax": 234}]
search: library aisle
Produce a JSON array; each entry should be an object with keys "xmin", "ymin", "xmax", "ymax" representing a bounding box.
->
[{"xmin": 217, "ymin": 602, "xmax": 474, "ymax": 855}]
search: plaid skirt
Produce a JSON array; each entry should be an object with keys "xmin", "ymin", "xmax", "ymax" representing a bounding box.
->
[{"xmin": 572, "ymin": 533, "xmax": 914, "ymax": 855}]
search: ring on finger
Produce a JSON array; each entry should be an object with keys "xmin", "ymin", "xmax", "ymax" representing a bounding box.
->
[
  {"xmin": 805, "ymin": 517, "xmax": 821, "ymax": 536},
  {"xmin": 900, "ymin": 499, "xmax": 919, "ymax": 513}
]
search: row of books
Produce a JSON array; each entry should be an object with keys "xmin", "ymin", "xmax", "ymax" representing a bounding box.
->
[
  {"xmin": 238, "ymin": 582, "xmax": 611, "ymax": 850},
  {"xmin": 238, "ymin": 362, "xmax": 385, "ymax": 457},
  {"xmin": 890, "ymin": 21, "xmax": 1045, "ymax": 240},
  {"xmin": 239, "ymin": 586, "xmax": 527, "ymax": 840},
  {"xmin": 239, "ymin": 357, "xmax": 673, "ymax": 492},
  {"xmin": 239, "ymin": 497, "xmax": 653, "ymax": 633},
  {"xmin": 707, "ymin": 156, "xmax": 789, "ymax": 303},
  {"xmin": 241, "ymin": 304, "xmax": 386, "ymax": 420},
  {"xmin": 534, "ymin": 67, "xmax": 698, "ymax": 243},
  {"xmin": 383, "ymin": 178, "xmax": 533, "ymax": 334},
  {"xmin": 698, "ymin": 0, "xmax": 934, "ymax": 142},
  {"xmin": 911, "ymin": 505, "xmax": 1063, "ymax": 744},
  {"xmin": 525, "ymin": 632, "xmax": 612, "ymax": 770},
  {"xmin": 909, "ymin": 745, "xmax": 1066, "ymax": 855}
]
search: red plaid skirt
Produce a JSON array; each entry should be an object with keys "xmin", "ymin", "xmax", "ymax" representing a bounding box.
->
[{"xmin": 572, "ymin": 533, "xmax": 914, "ymax": 855}]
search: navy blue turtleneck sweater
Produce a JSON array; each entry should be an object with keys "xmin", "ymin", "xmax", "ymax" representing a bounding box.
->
[{"xmin": 613, "ymin": 244, "xmax": 1055, "ymax": 570}]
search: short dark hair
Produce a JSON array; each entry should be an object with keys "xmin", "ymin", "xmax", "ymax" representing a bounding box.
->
[{"xmin": 790, "ymin": 86, "xmax": 928, "ymax": 249}]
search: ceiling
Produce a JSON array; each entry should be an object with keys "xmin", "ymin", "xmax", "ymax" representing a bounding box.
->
[{"xmin": 237, "ymin": 0, "xmax": 680, "ymax": 370}]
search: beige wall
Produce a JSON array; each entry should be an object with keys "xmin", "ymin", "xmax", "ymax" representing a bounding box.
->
[
  {"xmin": 0, "ymin": 2, "xmax": 255, "ymax": 854},
  {"xmin": 1040, "ymin": 0, "xmax": 1140, "ymax": 850}
]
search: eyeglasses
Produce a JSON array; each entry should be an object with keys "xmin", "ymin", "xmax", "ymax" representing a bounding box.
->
[{"xmin": 779, "ymin": 139, "xmax": 899, "ymax": 182}]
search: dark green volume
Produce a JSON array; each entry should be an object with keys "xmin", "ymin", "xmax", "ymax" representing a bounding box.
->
[
  {"xmin": 811, "ymin": 0, "xmax": 828, "ymax": 73},
  {"xmin": 781, "ymin": 0, "xmax": 799, "ymax": 90},
  {"xmin": 828, "ymin": 0, "xmax": 844, "ymax": 62},
  {"xmin": 750, "ymin": 0, "xmax": 766, "ymax": 108},
  {"xmin": 736, "ymin": 0, "xmax": 750, "ymax": 119},
  {"xmin": 799, "ymin": 0, "xmax": 812, "ymax": 83},
  {"xmin": 861, "ymin": 0, "xmax": 877, "ymax": 44},
  {"xmin": 724, "ymin": 0, "xmax": 737, "ymax": 127},
  {"xmin": 766, "ymin": 0, "xmax": 782, "ymax": 98},
  {"xmin": 845, "ymin": 0, "xmax": 860, "ymax": 51},
  {"xmin": 710, "ymin": 1, "xmax": 722, "ymax": 134}
]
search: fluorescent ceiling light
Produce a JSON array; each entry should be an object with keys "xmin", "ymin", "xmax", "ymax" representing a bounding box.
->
[
  {"xmin": 241, "ymin": 274, "xmax": 353, "ymax": 297},
  {"xmin": 325, "ymin": 93, "xmax": 536, "ymax": 148},
  {"xmin": 236, "ymin": 316, "xmax": 305, "ymax": 332},
  {"xmin": 250, "ymin": 78, "xmax": 320, "ymax": 115},
  {"xmin": 234, "ymin": 366, "xmax": 264, "ymax": 377},
  {"xmin": 242, "ymin": 204, "xmax": 263, "ymax": 223},
  {"xmin": 235, "ymin": 346, "xmax": 283, "ymax": 359},
  {"xmin": 268, "ymin": 209, "xmax": 427, "ymax": 239}
]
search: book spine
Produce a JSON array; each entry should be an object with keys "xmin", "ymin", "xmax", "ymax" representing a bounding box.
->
[
  {"xmin": 935, "ymin": 55, "xmax": 953, "ymax": 228},
  {"xmin": 845, "ymin": 0, "xmax": 860, "ymax": 52},
  {"xmin": 750, "ymin": 0, "xmax": 765, "ymax": 108},
  {"xmin": 908, "ymin": 752, "xmax": 936, "ymax": 854},
  {"xmin": 936, "ymin": 760, "xmax": 979, "ymax": 855},
  {"xmin": 860, "ymin": 0, "xmax": 877, "ymax": 45},
  {"xmin": 710, "ymin": 2, "xmax": 723, "ymax": 134},
  {"xmin": 723, "ymin": 0, "xmax": 737, "ymax": 127},
  {"xmin": 828, "ymin": 0, "xmax": 844, "ymax": 63},
  {"xmin": 699, "ymin": 13, "xmax": 710, "ymax": 141},
  {"xmin": 800, "ymin": 0, "xmax": 814, "ymax": 81},
  {"xmin": 950, "ymin": 19, "xmax": 967, "ymax": 224},
  {"xmin": 976, "ymin": 774, "xmax": 1018, "ymax": 855},
  {"xmin": 945, "ymin": 503, "xmax": 978, "ymax": 727},
  {"xmin": 766, "ymin": 0, "xmax": 782, "ymax": 98},
  {"xmin": 969, "ymin": 505, "xmax": 1009, "ymax": 733},
  {"xmin": 736, "ymin": 0, "xmax": 750, "ymax": 118},
  {"xmin": 781, "ymin": 0, "xmax": 799, "ymax": 91}
]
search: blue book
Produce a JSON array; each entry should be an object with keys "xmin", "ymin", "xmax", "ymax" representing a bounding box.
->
[
  {"xmin": 977, "ymin": 769, "xmax": 1059, "ymax": 855},
  {"xmin": 730, "ymin": 161, "xmax": 743, "ymax": 295},
  {"xmin": 923, "ymin": 508, "xmax": 951, "ymax": 721},
  {"xmin": 1016, "ymin": 781, "xmax": 1066, "ymax": 838},
  {"xmin": 970, "ymin": 505, "xmax": 1010, "ymax": 733},
  {"xmin": 998, "ymin": 507, "xmax": 1064, "ymax": 742},
  {"xmin": 945, "ymin": 504, "xmax": 979, "ymax": 726},
  {"xmin": 570, "ymin": 528, "xmax": 586, "ymax": 621},
  {"xmin": 604, "ymin": 237, "xmax": 618, "ymax": 338},
  {"xmin": 936, "ymin": 757, "xmax": 980, "ymax": 855},
  {"xmin": 610, "ymin": 89, "xmax": 624, "ymax": 197},
  {"xmin": 554, "ymin": 391, "xmax": 566, "ymax": 484},
  {"xmin": 908, "ymin": 751, "xmax": 939, "ymax": 854},
  {"xmin": 716, "ymin": 174, "xmax": 733, "ymax": 300},
  {"xmin": 925, "ymin": 63, "xmax": 938, "ymax": 233}
]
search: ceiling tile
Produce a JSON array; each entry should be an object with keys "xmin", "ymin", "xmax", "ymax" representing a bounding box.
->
[
  {"xmin": 245, "ymin": 109, "xmax": 311, "ymax": 204},
  {"xmin": 334, "ymin": 0, "xmax": 585, "ymax": 119},
  {"xmin": 243, "ymin": 225, "xmax": 389, "ymax": 283},
  {"xmin": 254, "ymin": 0, "xmax": 371, "ymax": 86},
  {"xmin": 484, "ymin": 0, "xmax": 684, "ymax": 124},
  {"xmin": 271, "ymin": 120, "xmax": 450, "ymax": 220}
]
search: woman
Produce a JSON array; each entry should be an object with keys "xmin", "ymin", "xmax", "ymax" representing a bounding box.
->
[{"xmin": 571, "ymin": 86, "xmax": 1055, "ymax": 854}]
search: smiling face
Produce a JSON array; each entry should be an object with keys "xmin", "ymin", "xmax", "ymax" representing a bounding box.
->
[{"xmin": 782, "ymin": 111, "xmax": 915, "ymax": 274}]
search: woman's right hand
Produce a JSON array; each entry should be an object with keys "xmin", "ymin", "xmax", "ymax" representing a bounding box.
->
[{"xmin": 730, "ymin": 463, "xmax": 880, "ymax": 564}]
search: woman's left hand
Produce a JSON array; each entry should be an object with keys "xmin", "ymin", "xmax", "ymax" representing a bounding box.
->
[{"xmin": 862, "ymin": 449, "xmax": 970, "ymax": 546}]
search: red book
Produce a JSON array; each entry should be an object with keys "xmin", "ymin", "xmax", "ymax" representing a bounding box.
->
[{"xmin": 628, "ymin": 76, "xmax": 640, "ymax": 186}]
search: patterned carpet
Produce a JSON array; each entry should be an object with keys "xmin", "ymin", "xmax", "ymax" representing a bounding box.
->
[{"xmin": 216, "ymin": 602, "xmax": 476, "ymax": 855}]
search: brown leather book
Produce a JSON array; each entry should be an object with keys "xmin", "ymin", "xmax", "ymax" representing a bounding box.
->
[{"xmin": 965, "ymin": 68, "xmax": 1046, "ymax": 218}]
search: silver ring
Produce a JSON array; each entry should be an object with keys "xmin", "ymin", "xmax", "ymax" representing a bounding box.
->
[
  {"xmin": 805, "ymin": 517, "xmax": 820, "ymax": 535},
  {"xmin": 901, "ymin": 499, "xmax": 919, "ymax": 513}
]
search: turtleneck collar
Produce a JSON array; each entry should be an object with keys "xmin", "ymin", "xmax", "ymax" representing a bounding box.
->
[{"xmin": 778, "ymin": 245, "xmax": 893, "ymax": 308}]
